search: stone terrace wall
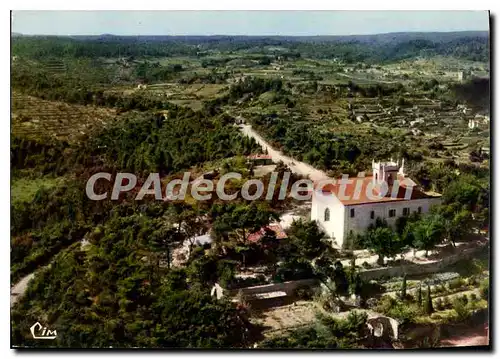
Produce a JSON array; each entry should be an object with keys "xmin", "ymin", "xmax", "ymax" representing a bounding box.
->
[
  {"xmin": 227, "ymin": 244, "xmax": 487, "ymax": 298},
  {"xmin": 359, "ymin": 244, "xmax": 487, "ymax": 281},
  {"xmin": 228, "ymin": 278, "xmax": 318, "ymax": 297}
]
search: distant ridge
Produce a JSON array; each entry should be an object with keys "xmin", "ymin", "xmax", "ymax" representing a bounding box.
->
[{"xmin": 13, "ymin": 30, "xmax": 488, "ymax": 43}]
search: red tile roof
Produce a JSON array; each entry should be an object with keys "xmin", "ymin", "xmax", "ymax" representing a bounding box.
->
[
  {"xmin": 247, "ymin": 224, "xmax": 287, "ymax": 243},
  {"xmin": 314, "ymin": 175, "xmax": 438, "ymax": 206}
]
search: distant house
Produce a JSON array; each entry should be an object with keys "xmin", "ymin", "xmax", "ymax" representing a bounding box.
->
[
  {"xmin": 457, "ymin": 104, "xmax": 472, "ymax": 115},
  {"xmin": 409, "ymin": 118, "xmax": 425, "ymax": 127},
  {"xmin": 468, "ymin": 119, "xmax": 479, "ymax": 129},
  {"xmin": 210, "ymin": 283, "xmax": 224, "ymax": 300},
  {"xmin": 235, "ymin": 117, "xmax": 245, "ymax": 125},
  {"xmin": 202, "ymin": 170, "xmax": 219, "ymax": 180},
  {"xmin": 481, "ymin": 147, "xmax": 490, "ymax": 156},
  {"xmin": 247, "ymin": 154, "xmax": 273, "ymax": 166},
  {"xmin": 475, "ymin": 114, "xmax": 490, "ymax": 124},
  {"xmin": 156, "ymin": 110, "xmax": 169, "ymax": 120},
  {"xmin": 411, "ymin": 128, "xmax": 423, "ymax": 136},
  {"xmin": 457, "ymin": 70, "xmax": 471, "ymax": 82}
]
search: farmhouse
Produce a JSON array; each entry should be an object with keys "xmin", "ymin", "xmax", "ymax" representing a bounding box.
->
[
  {"xmin": 311, "ymin": 159, "xmax": 441, "ymax": 248},
  {"xmin": 469, "ymin": 119, "xmax": 479, "ymax": 129},
  {"xmin": 247, "ymin": 154, "xmax": 273, "ymax": 166}
]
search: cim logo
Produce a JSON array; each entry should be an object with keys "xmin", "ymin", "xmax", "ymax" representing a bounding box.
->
[{"xmin": 30, "ymin": 322, "xmax": 57, "ymax": 340}]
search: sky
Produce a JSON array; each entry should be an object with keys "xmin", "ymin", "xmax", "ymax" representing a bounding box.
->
[{"xmin": 11, "ymin": 10, "xmax": 490, "ymax": 36}]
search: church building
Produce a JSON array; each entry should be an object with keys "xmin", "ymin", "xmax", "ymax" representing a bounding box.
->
[{"xmin": 311, "ymin": 159, "xmax": 442, "ymax": 248}]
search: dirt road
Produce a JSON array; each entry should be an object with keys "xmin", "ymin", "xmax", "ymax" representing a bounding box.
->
[
  {"xmin": 10, "ymin": 273, "xmax": 35, "ymax": 307},
  {"xmin": 239, "ymin": 123, "xmax": 329, "ymax": 182},
  {"xmin": 440, "ymin": 323, "xmax": 489, "ymax": 347},
  {"xmin": 11, "ymin": 238, "xmax": 88, "ymax": 308}
]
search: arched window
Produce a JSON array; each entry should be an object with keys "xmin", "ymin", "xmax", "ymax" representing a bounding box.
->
[{"xmin": 324, "ymin": 208, "xmax": 330, "ymax": 222}]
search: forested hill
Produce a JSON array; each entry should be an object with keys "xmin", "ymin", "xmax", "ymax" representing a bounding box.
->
[
  {"xmin": 12, "ymin": 31, "xmax": 489, "ymax": 63},
  {"xmin": 15, "ymin": 31, "xmax": 489, "ymax": 43}
]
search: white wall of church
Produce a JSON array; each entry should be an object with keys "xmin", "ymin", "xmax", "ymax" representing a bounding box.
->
[
  {"xmin": 344, "ymin": 197, "xmax": 442, "ymax": 236},
  {"xmin": 311, "ymin": 191, "xmax": 346, "ymax": 248},
  {"xmin": 312, "ymin": 192, "xmax": 441, "ymax": 249}
]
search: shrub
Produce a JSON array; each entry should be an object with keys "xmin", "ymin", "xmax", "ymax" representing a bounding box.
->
[
  {"xmin": 416, "ymin": 284, "xmax": 422, "ymax": 306},
  {"xmin": 448, "ymin": 278, "xmax": 465, "ymax": 290},
  {"xmin": 376, "ymin": 295, "xmax": 397, "ymax": 314},
  {"xmin": 480, "ymin": 279, "xmax": 489, "ymax": 300},
  {"xmin": 424, "ymin": 285, "xmax": 434, "ymax": 315},
  {"xmin": 434, "ymin": 297, "xmax": 443, "ymax": 311},
  {"xmin": 461, "ymin": 294, "xmax": 469, "ymax": 305},
  {"xmin": 452, "ymin": 297, "xmax": 471, "ymax": 322},
  {"xmin": 400, "ymin": 275, "xmax": 407, "ymax": 300},
  {"xmin": 294, "ymin": 285, "xmax": 314, "ymax": 300},
  {"xmin": 434, "ymin": 284, "xmax": 445, "ymax": 294},
  {"xmin": 317, "ymin": 293, "xmax": 343, "ymax": 313},
  {"xmin": 404, "ymin": 293, "xmax": 415, "ymax": 302},
  {"xmin": 387, "ymin": 302, "xmax": 421, "ymax": 325},
  {"xmin": 218, "ymin": 263, "xmax": 236, "ymax": 289},
  {"xmin": 442, "ymin": 296, "xmax": 452, "ymax": 309},
  {"xmin": 469, "ymin": 293, "xmax": 478, "ymax": 303}
]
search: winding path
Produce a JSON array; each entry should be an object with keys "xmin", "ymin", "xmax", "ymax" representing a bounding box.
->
[
  {"xmin": 239, "ymin": 122, "xmax": 329, "ymax": 182},
  {"xmin": 11, "ymin": 238, "xmax": 90, "ymax": 308},
  {"xmin": 10, "ymin": 273, "xmax": 35, "ymax": 307}
]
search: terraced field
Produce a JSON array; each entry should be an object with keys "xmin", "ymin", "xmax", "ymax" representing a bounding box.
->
[{"xmin": 11, "ymin": 92, "xmax": 121, "ymax": 142}]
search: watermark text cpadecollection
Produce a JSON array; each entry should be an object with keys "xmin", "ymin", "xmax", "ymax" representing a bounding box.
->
[{"xmin": 86, "ymin": 171, "xmax": 414, "ymax": 202}]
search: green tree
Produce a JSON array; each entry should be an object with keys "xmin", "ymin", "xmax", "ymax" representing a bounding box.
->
[
  {"xmin": 424, "ymin": 285, "xmax": 434, "ymax": 314},
  {"xmin": 434, "ymin": 204, "xmax": 474, "ymax": 247},
  {"xmin": 212, "ymin": 202, "xmax": 278, "ymax": 244},
  {"xmin": 416, "ymin": 283, "xmax": 422, "ymax": 306},
  {"xmin": 480, "ymin": 278, "xmax": 489, "ymax": 300},
  {"xmin": 332, "ymin": 261, "xmax": 349, "ymax": 295},
  {"xmin": 445, "ymin": 209, "xmax": 474, "ymax": 247},
  {"xmin": 442, "ymin": 175, "xmax": 483, "ymax": 211},
  {"xmin": 412, "ymin": 214, "xmax": 445, "ymax": 257},
  {"xmin": 360, "ymin": 226, "xmax": 402, "ymax": 265},
  {"xmin": 287, "ymin": 219, "xmax": 328, "ymax": 260},
  {"xmin": 400, "ymin": 274, "xmax": 407, "ymax": 300}
]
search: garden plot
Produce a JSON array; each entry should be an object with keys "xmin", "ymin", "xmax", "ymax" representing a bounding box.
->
[
  {"xmin": 251, "ymin": 300, "xmax": 319, "ymax": 336},
  {"xmin": 138, "ymin": 83, "xmax": 228, "ymax": 109}
]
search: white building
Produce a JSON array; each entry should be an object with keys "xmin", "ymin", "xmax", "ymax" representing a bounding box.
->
[
  {"xmin": 311, "ymin": 159, "xmax": 442, "ymax": 249},
  {"xmin": 469, "ymin": 119, "xmax": 479, "ymax": 129}
]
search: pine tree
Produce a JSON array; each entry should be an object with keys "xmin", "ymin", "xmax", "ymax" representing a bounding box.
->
[
  {"xmin": 400, "ymin": 274, "xmax": 407, "ymax": 300},
  {"xmin": 424, "ymin": 285, "xmax": 434, "ymax": 314},
  {"xmin": 417, "ymin": 283, "xmax": 422, "ymax": 306}
]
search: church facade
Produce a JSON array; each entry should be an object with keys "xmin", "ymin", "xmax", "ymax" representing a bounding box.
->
[{"xmin": 311, "ymin": 159, "xmax": 442, "ymax": 248}]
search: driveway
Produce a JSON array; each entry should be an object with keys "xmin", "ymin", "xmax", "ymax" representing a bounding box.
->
[{"xmin": 239, "ymin": 123, "xmax": 329, "ymax": 183}]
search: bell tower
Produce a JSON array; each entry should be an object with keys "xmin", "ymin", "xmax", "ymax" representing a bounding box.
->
[{"xmin": 372, "ymin": 158, "xmax": 403, "ymax": 188}]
